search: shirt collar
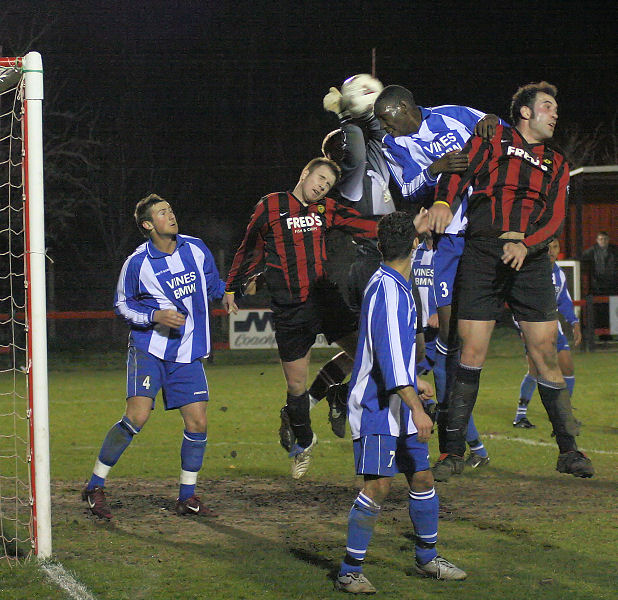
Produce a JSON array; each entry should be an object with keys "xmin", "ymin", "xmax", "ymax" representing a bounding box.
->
[
  {"xmin": 147, "ymin": 234, "xmax": 185, "ymax": 258},
  {"xmin": 379, "ymin": 263, "xmax": 412, "ymax": 290}
]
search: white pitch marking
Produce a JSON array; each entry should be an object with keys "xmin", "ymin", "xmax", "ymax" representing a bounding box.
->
[
  {"xmin": 69, "ymin": 436, "xmax": 616, "ymax": 456},
  {"xmin": 40, "ymin": 561, "xmax": 98, "ymax": 600},
  {"xmin": 485, "ymin": 433, "xmax": 617, "ymax": 456}
]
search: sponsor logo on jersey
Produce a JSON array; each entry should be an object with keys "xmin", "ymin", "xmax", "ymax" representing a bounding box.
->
[
  {"xmin": 413, "ymin": 266, "xmax": 434, "ymax": 287},
  {"xmin": 166, "ymin": 271, "xmax": 197, "ymax": 299},
  {"xmin": 421, "ymin": 132, "xmax": 462, "ymax": 156},
  {"xmin": 286, "ymin": 214, "xmax": 323, "ymax": 232},
  {"xmin": 506, "ymin": 146, "xmax": 549, "ymax": 171}
]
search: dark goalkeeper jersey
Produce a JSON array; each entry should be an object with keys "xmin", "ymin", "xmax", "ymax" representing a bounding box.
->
[
  {"xmin": 435, "ymin": 125, "xmax": 570, "ymax": 253},
  {"xmin": 226, "ymin": 191, "xmax": 378, "ymax": 305}
]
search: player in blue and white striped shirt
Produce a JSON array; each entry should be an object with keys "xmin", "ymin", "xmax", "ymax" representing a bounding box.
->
[
  {"xmin": 82, "ymin": 194, "xmax": 237, "ymax": 520},
  {"xmin": 335, "ymin": 212, "xmax": 466, "ymax": 595},
  {"xmin": 413, "ymin": 236, "xmax": 489, "ymax": 468},
  {"xmin": 513, "ymin": 239, "xmax": 582, "ymax": 428},
  {"xmin": 374, "ymin": 85, "xmax": 502, "ymax": 481}
]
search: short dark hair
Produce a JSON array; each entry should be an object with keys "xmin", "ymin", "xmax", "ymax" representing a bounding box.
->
[
  {"xmin": 374, "ymin": 85, "xmax": 415, "ymax": 111},
  {"xmin": 510, "ymin": 81, "xmax": 557, "ymax": 124},
  {"xmin": 302, "ymin": 157, "xmax": 341, "ymax": 183},
  {"xmin": 597, "ymin": 231, "xmax": 609, "ymax": 237},
  {"xmin": 378, "ymin": 211, "xmax": 416, "ymax": 262},
  {"xmin": 134, "ymin": 193, "xmax": 166, "ymax": 238}
]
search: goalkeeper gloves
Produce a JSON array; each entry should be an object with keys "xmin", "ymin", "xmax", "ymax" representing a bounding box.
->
[{"xmin": 323, "ymin": 87, "xmax": 350, "ymax": 120}]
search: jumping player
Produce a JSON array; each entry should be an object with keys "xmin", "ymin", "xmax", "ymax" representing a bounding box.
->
[
  {"xmin": 412, "ymin": 233, "xmax": 489, "ymax": 467},
  {"xmin": 335, "ymin": 212, "xmax": 465, "ymax": 595},
  {"xmin": 82, "ymin": 194, "xmax": 237, "ymax": 520},
  {"xmin": 428, "ymin": 81, "xmax": 594, "ymax": 478},
  {"xmin": 513, "ymin": 238, "xmax": 581, "ymax": 427},
  {"xmin": 306, "ymin": 82, "xmax": 394, "ymax": 431},
  {"xmin": 373, "ymin": 85, "xmax": 501, "ymax": 480},
  {"xmin": 307, "ymin": 79, "xmax": 420, "ymax": 438},
  {"xmin": 225, "ymin": 158, "xmax": 378, "ymax": 479}
]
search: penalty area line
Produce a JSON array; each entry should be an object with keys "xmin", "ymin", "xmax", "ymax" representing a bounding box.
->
[
  {"xmin": 485, "ymin": 433, "xmax": 617, "ymax": 455},
  {"xmin": 40, "ymin": 560, "xmax": 98, "ymax": 600}
]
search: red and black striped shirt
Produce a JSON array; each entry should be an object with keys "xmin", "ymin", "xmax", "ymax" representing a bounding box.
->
[
  {"xmin": 435, "ymin": 125, "xmax": 570, "ymax": 252},
  {"xmin": 226, "ymin": 191, "xmax": 379, "ymax": 305}
]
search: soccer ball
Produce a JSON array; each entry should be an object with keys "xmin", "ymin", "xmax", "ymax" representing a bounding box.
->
[{"xmin": 341, "ymin": 74, "xmax": 384, "ymax": 117}]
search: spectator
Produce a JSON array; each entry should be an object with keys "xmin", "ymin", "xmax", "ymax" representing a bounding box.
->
[{"xmin": 582, "ymin": 231, "xmax": 618, "ymax": 295}]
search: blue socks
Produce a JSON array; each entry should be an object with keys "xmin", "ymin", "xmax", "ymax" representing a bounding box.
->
[
  {"xmin": 466, "ymin": 414, "xmax": 488, "ymax": 458},
  {"xmin": 179, "ymin": 430, "xmax": 207, "ymax": 501},
  {"xmin": 88, "ymin": 416, "xmax": 141, "ymax": 490},
  {"xmin": 339, "ymin": 493, "xmax": 380, "ymax": 575},
  {"xmin": 409, "ymin": 487, "xmax": 439, "ymax": 565},
  {"xmin": 341, "ymin": 486, "xmax": 442, "ymax": 573},
  {"xmin": 520, "ymin": 372, "xmax": 537, "ymax": 402},
  {"xmin": 515, "ymin": 373, "xmax": 537, "ymax": 422}
]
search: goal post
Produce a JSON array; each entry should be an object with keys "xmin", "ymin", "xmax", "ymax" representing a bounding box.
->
[{"xmin": 0, "ymin": 51, "xmax": 51, "ymax": 560}]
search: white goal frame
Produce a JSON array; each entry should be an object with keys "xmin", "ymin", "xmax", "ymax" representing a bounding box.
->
[{"xmin": 0, "ymin": 51, "xmax": 51, "ymax": 559}]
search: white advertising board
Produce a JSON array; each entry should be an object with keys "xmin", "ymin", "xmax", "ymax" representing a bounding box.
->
[
  {"xmin": 609, "ymin": 296, "xmax": 618, "ymax": 335},
  {"xmin": 229, "ymin": 309, "xmax": 330, "ymax": 350}
]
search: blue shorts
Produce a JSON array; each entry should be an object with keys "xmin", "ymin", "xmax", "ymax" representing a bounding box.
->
[
  {"xmin": 353, "ymin": 434, "xmax": 430, "ymax": 476},
  {"xmin": 433, "ymin": 233, "xmax": 465, "ymax": 308},
  {"xmin": 126, "ymin": 345, "xmax": 209, "ymax": 410},
  {"xmin": 519, "ymin": 327, "xmax": 570, "ymax": 354},
  {"xmin": 556, "ymin": 330, "xmax": 570, "ymax": 352}
]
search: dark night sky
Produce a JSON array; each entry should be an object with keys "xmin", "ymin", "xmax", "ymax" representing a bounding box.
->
[
  {"xmin": 3, "ymin": 2, "xmax": 617, "ymax": 187},
  {"xmin": 1, "ymin": 1, "xmax": 616, "ymax": 306}
]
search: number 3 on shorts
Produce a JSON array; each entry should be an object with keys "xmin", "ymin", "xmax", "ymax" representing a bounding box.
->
[
  {"xmin": 387, "ymin": 450, "xmax": 396, "ymax": 468},
  {"xmin": 142, "ymin": 375, "xmax": 151, "ymax": 390},
  {"xmin": 440, "ymin": 281, "xmax": 448, "ymax": 297}
]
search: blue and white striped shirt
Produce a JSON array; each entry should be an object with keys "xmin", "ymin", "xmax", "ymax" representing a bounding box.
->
[
  {"xmin": 411, "ymin": 242, "xmax": 437, "ymax": 329},
  {"xmin": 114, "ymin": 234, "xmax": 226, "ymax": 363},
  {"xmin": 348, "ymin": 264, "xmax": 419, "ymax": 439},
  {"xmin": 382, "ymin": 105, "xmax": 490, "ymax": 234},
  {"xmin": 553, "ymin": 263, "xmax": 579, "ymax": 326}
]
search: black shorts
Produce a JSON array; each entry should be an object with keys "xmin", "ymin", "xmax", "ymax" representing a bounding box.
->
[
  {"xmin": 272, "ymin": 279, "xmax": 357, "ymax": 362},
  {"xmin": 347, "ymin": 246, "xmax": 382, "ymax": 318},
  {"xmin": 456, "ymin": 237, "xmax": 557, "ymax": 322}
]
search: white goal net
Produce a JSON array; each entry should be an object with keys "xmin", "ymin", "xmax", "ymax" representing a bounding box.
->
[{"xmin": 0, "ymin": 52, "xmax": 50, "ymax": 562}]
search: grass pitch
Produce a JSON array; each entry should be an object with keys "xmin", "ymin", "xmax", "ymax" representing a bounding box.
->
[{"xmin": 0, "ymin": 328, "xmax": 616, "ymax": 599}]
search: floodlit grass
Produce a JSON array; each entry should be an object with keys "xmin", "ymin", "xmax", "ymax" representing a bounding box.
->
[{"xmin": 0, "ymin": 328, "xmax": 616, "ymax": 599}]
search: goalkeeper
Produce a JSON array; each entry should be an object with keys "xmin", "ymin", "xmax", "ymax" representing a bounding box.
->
[
  {"xmin": 307, "ymin": 77, "xmax": 424, "ymax": 438},
  {"xmin": 82, "ymin": 194, "xmax": 237, "ymax": 520}
]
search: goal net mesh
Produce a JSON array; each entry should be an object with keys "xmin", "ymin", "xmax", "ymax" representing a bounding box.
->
[{"xmin": 0, "ymin": 59, "xmax": 33, "ymax": 564}]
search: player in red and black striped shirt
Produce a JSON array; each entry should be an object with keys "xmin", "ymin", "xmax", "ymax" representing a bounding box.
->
[
  {"xmin": 226, "ymin": 157, "xmax": 378, "ymax": 478},
  {"xmin": 427, "ymin": 82, "xmax": 594, "ymax": 478}
]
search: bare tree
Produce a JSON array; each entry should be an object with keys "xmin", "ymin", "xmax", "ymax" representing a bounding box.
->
[{"xmin": 558, "ymin": 113, "xmax": 618, "ymax": 168}]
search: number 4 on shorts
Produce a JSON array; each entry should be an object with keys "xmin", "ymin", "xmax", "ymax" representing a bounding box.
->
[{"xmin": 142, "ymin": 375, "xmax": 151, "ymax": 389}]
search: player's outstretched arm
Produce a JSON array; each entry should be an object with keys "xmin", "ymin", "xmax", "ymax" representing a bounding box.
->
[
  {"xmin": 474, "ymin": 114, "xmax": 500, "ymax": 140},
  {"xmin": 428, "ymin": 150, "xmax": 469, "ymax": 178}
]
